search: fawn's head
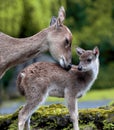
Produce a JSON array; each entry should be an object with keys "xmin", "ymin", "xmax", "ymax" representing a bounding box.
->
[
  {"xmin": 47, "ymin": 7, "xmax": 72, "ymax": 70},
  {"xmin": 76, "ymin": 47, "xmax": 99, "ymax": 72}
]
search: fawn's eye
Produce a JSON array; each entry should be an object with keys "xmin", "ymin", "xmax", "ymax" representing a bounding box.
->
[{"xmin": 87, "ymin": 58, "xmax": 92, "ymax": 63}]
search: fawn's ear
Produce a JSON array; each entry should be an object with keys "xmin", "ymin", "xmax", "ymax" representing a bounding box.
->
[
  {"xmin": 50, "ymin": 16, "xmax": 57, "ymax": 26},
  {"xmin": 93, "ymin": 46, "xmax": 99, "ymax": 57},
  {"xmin": 56, "ymin": 6, "xmax": 65, "ymax": 28},
  {"xmin": 76, "ymin": 47, "xmax": 85, "ymax": 56}
]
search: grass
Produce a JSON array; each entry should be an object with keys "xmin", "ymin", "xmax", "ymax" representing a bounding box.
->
[
  {"xmin": 79, "ymin": 88, "xmax": 114, "ymax": 101},
  {"xmin": 47, "ymin": 88, "xmax": 114, "ymax": 102},
  {"xmin": 1, "ymin": 88, "xmax": 114, "ymax": 106}
]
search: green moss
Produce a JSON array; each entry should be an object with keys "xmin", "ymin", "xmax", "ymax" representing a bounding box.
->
[
  {"xmin": 103, "ymin": 121, "xmax": 114, "ymax": 130},
  {"xmin": 80, "ymin": 122, "xmax": 97, "ymax": 130},
  {"xmin": 109, "ymin": 101, "xmax": 114, "ymax": 107},
  {"xmin": 38, "ymin": 104, "xmax": 69, "ymax": 116},
  {"xmin": 79, "ymin": 106, "xmax": 114, "ymax": 129},
  {"xmin": 0, "ymin": 104, "xmax": 114, "ymax": 130},
  {"xmin": 8, "ymin": 119, "xmax": 18, "ymax": 130}
]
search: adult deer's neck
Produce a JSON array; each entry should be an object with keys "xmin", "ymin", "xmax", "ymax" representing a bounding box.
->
[
  {"xmin": 19, "ymin": 27, "xmax": 50, "ymax": 56},
  {"xmin": 0, "ymin": 27, "xmax": 51, "ymax": 78}
]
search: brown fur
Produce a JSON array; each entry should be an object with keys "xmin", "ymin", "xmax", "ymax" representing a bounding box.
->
[
  {"xmin": 17, "ymin": 47, "xmax": 99, "ymax": 130},
  {"xmin": 0, "ymin": 7, "xmax": 72, "ymax": 78}
]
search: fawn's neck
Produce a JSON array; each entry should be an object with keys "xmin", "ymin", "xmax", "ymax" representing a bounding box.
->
[
  {"xmin": 76, "ymin": 59, "xmax": 99, "ymax": 98},
  {"xmin": 89, "ymin": 58, "xmax": 99, "ymax": 83}
]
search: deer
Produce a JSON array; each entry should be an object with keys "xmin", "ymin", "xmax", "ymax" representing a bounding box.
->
[
  {"xmin": 0, "ymin": 7, "xmax": 72, "ymax": 79},
  {"xmin": 17, "ymin": 46, "xmax": 99, "ymax": 130}
]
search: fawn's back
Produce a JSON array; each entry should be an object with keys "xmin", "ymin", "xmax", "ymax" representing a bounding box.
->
[{"xmin": 17, "ymin": 62, "xmax": 72, "ymax": 98}]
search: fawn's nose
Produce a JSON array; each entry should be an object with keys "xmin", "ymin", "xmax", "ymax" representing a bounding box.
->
[{"xmin": 78, "ymin": 65, "xmax": 82, "ymax": 71}]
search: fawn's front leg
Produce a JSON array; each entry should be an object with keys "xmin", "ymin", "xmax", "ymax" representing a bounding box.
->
[{"xmin": 65, "ymin": 89, "xmax": 79, "ymax": 130}]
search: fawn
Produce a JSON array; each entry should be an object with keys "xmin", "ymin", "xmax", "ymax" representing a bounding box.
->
[{"xmin": 17, "ymin": 47, "xmax": 99, "ymax": 130}]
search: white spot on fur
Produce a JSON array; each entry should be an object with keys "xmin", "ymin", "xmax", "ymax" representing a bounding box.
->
[{"xmin": 21, "ymin": 72, "xmax": 26, "ymax": 77}]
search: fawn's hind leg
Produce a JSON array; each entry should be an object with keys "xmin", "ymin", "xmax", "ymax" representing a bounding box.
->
[
  {"xmin": 25, "ymin": 116, "xmax": 31, "ymax": 130},
  {"xmin": 18, "ymin": 92, "xmax": 48, "ymax": 130},
  {"xmin": 18, "ymin": 103, "xmax": 37, "ymax": 130}
]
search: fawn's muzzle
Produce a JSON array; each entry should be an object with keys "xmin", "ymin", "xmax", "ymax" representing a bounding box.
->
[{"xmin": 78, "ymin": 65, "xmax": 82, "ymax": 71}]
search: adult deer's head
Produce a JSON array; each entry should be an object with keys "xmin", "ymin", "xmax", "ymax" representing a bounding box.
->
[{"xmin": 47, "ymin": 7, "xmax": 72, "ymax": 70}]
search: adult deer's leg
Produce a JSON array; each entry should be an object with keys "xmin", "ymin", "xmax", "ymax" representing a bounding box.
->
[{"xmin": 65, "ymin": 89, "xmax": 79, "ymax": 130}]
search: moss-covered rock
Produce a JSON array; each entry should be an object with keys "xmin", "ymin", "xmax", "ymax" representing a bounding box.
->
[{"xmin": 0, "ymin": 103, "xmax": 114, "ymax": 130}]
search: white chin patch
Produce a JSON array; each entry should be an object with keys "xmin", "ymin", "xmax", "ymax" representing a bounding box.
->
[{"xmin": 59, "ymin": 58, "xmax": 65, "ymax": 68}]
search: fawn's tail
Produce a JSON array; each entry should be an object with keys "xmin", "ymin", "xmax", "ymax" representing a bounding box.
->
[{"xmin": 17, "ymin": 72, "xmax": 26, "ymax": 96}]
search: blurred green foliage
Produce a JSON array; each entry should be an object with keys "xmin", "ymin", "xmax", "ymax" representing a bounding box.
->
[
  {"xmin": 20, "ymin": 0, "xmax": 60, "ymax": 36},
  {"xmin": 66, "ymin": 0, "xmax": 114, "ymax": 89},
  {"xmin": 66, "ymin": 0, "xmax": 114, "ymax": 62},
  {"xmin": 94, "ymin": 62, "xmax": 114, "ymax": 89},
  {"xmin": 17, "ymin": 0, "xmax": 67, "ymax": 37},
  {"xmin": 0, "ymin": 0, "xmax": 24, "ymax": 37},
  {"xmin": 0, "ymin": 0, "xmax": 114, "ymax": 90}
]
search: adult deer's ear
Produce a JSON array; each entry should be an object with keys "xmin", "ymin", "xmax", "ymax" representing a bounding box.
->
[
  {"xmin": 76, "ymin": 47, "xmax": 85, "ymax": 56},
  {"xmin": 93, "ymin": 46, "xmax": 99, "ymax": 57},
  {"xmin": 56, "ymin": 6, "xmax": 65, "ymax": 28},
  {"xmin": 50, "ymin": 16, "xmax": 57, "ymax": 26}
]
